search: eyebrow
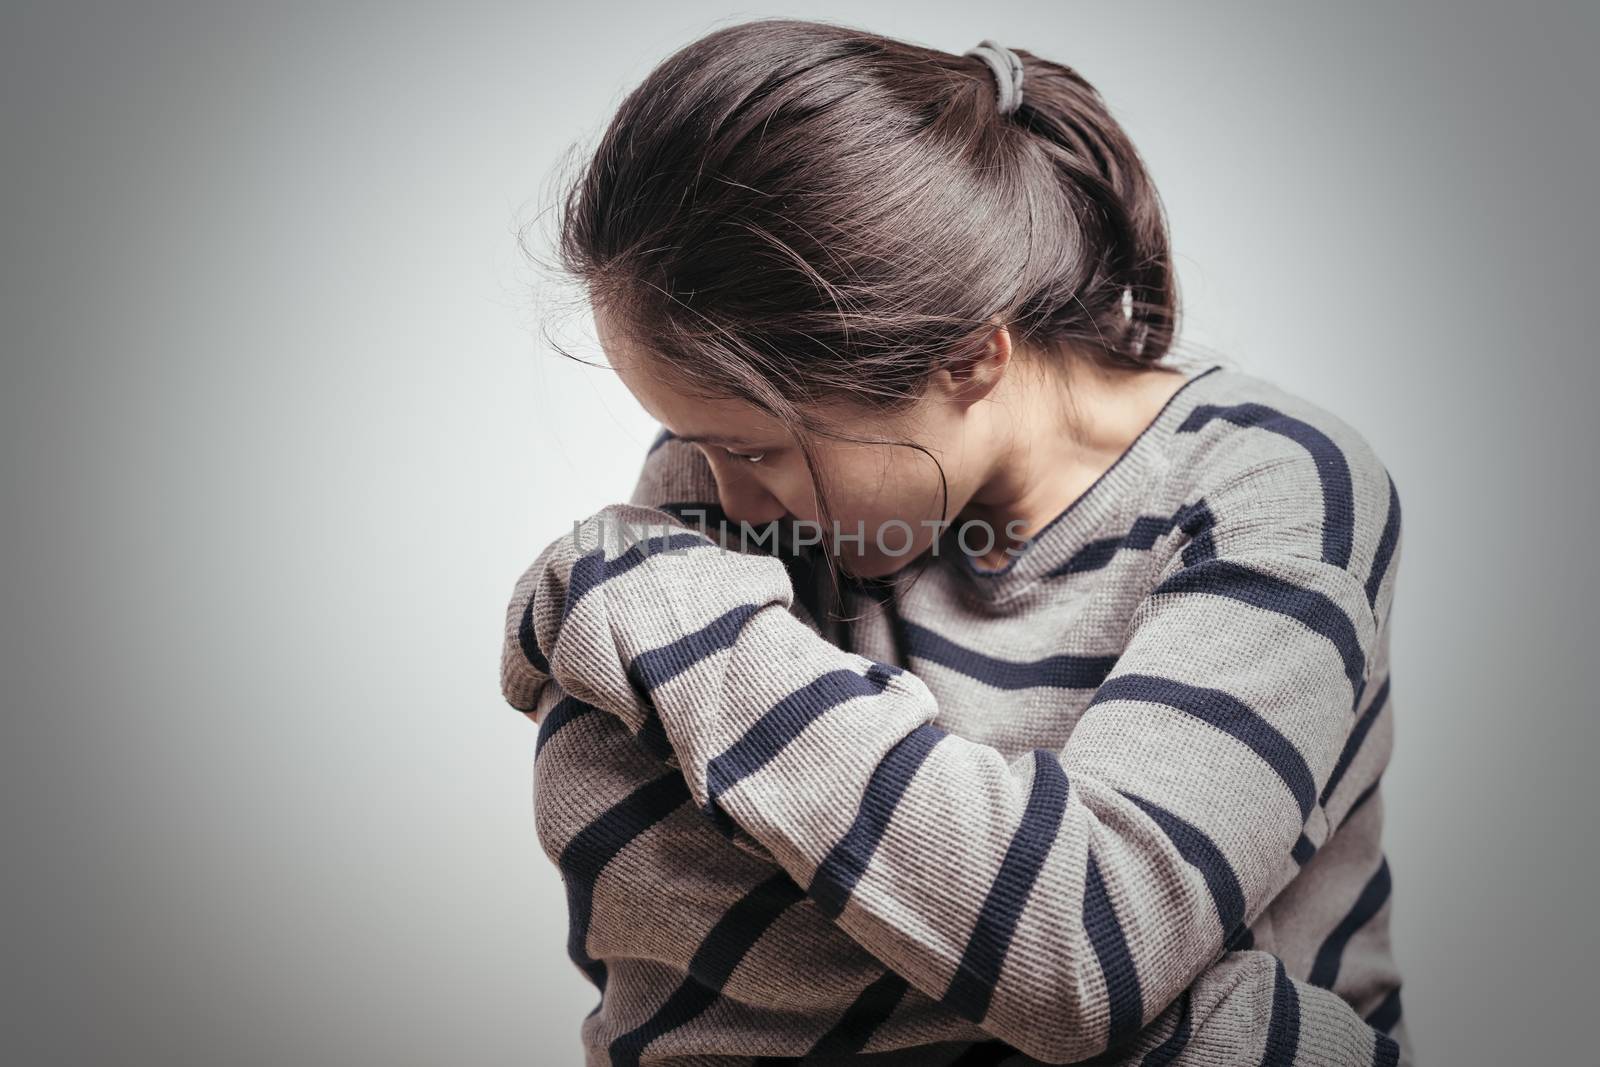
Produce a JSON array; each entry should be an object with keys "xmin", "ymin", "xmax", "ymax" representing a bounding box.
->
[{"xmin": 671, "ymin": 433, "xmax": 759, "ymax": 448}]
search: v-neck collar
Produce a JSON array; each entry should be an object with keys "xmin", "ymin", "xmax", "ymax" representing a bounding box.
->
[{"xmin": 934, "ymin": 362, "xmax": 1227, "ymax": 602}]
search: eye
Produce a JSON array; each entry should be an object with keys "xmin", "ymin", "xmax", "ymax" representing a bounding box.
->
[{"xmin": 723, "ymin": 448, "xmax": 767, "ymax": 464}]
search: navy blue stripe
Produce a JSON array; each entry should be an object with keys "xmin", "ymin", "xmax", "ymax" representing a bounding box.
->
[
  {"xmin": 1151, "ymin": 556, "xmax": 1367, "ymax": 697},
  {"xmin": 703, "ymin": 664, "xmax": 900, "ymax": 824},
  {"xmin": 1140, "ymin": 987, "xmax": 1193, "ymax": 1066},
  {"xmin": 654, "ymin": 500, "xmax": 729, "ymax": 529},
  {"xmin": 571, "ymin": 545, "xmax": 762, "ymax": 773},
  {"xmin": 941, "ymin": 751, "xmax": 1070, "ymax": 1022},
  {"xmin": 1309, "ymin": 857, "xmax": 1392, "ymax": 989},
  {"xmin": 1177, "ymin": 401, "xmax": 1357, "ymax": 569},
  {"xmin": 1047, "ymin": 512, "xmax": 1176, "ymax": 577},
  {"xmin": 1047, "ymin": 500, "xmax": 1226, "ymax": 580},
  {"xmin": 647, "ymin": 427, "xmax": 676, "ymax": 454},
  {"xmin": 1344, "ymin": 775, "xmax": 1382, "ymax": 825},
  {"xmin": 534, "ymin": 695, "xmax": 593, "ymax": 758},
  {"xmin": 804, "ymin": 969, "xmax": 911, "ymax": 1057},
  {"xmin": 903, "ymin": 619, "xmax": 1119, "ymax": 691},
  {"xmin": 688, "ymin": 873, "xmax": 803, "ymax": 988},
  {"xmin": 654, "ymin": 501, "xmax": 830, "ymax": 586},
  {"xmin": 564, "ymin": 531, "xmax": 712, "ymax": 618},
  {"xmin": 607, "ymin": 966, "xmax": 715, "ymax": 1058},
  {"xmin": 654, "ymin": 501, "xmax": 752, "ymax": 549},
  {"xmin": 883, "ymin": 584, "xmax": 916, "ymax": 672},
  {"xmin": 629, "ymin": 603, "xmax": 763, "ymax": 691},
  {"xmin": 1172, "ymin": 499, "xmax": 1222, "ymax": 568},
  {"xmin": 563, "ymin": 549, "xmax": 610, "ymax": 619},
  {"xmin": 811, "ymin": 723, "xmax": 949, "ymax": 919},
  {"xmin": 558, "ymin": 772, "xmax": 691, "ymax": 992},
  {"xmin": 1091, "ymin": 673, "xmax": 1317, "ymax": 820},
  {"xmin": 608, "ymin": 870, "xmax": 804, "ymax": 1067},
  {"xmin": 605, "ymin": 532, "xmax": 712, "ymax": 577},
  {"xmin": 1226, "ymin": 923, "xmax": 1255, "ymax": 951},
  {"xmin": 1366, "ymin": 472, "xmax": 1401, "ymax": 613},
  {"xmin": 780, "ymin": 542, "xmax": 831, "ymax": 630},
  {"xmin": 1084, "ymin": 852, "xmax": 1145, "ymax": 1043},
  {"xmin": 1322, "ymin": 675, "xmax": 1390, "ymax": 806},
  {"xmin": 635, "ymin": 707, "xmax": 675, "ymax": 763},
  {"xmin": 1049, "ymin": 534, "xmax": 1122, "ymax": 577},
  {"xmin": 1259, "ymin": 956, "xmax": 1301, "ymax": 1066},
  {"xmin": 517, "ymin": 595, "xmax": 549, "ymax": 675},
  {"xmin": 655, "ymin": 500, "xmax": 807, "ymax": 563},
  {"xmin": 1120, "ymin": 791, "xmax": 1245, "ymax": 934},
  {"xmin": 1373, "ymin": 1031, "xmax": 1400, "ymax": 1067},
  {"xmin": 1366, "ymin": 985, "xmax": 1403, "ymax": 1034},
  {"xmin": 1291, "ymin": 833, "xmax": 1317, "ymax": 866}
]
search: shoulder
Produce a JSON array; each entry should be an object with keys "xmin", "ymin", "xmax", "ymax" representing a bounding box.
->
[{"xmin": 1159, "ymin": 366, "xmax": 1403, "ymax": 602}]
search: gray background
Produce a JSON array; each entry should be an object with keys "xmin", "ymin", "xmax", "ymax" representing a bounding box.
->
[{"xmin": 2, "ymin": 2, "xmax": 1594, "ymax": 1064}]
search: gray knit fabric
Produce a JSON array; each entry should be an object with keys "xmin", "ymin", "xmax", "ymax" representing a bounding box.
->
[{"xmin": 500, "ymin": 363, "xmax": 1412, "ymax": 1066}]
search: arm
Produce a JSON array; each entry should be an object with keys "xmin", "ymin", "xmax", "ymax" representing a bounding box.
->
[
  {"xmin": 500, "ymin": 540, "xmax": 1399, "ymax": 1067},
  {"xmin": 504, "ymin": 664, "xmax": 1395, "ymax": 1067},
  {"xmin": 513, "ymin": 452, "xmax": 1403, "ymax": 1064},
  {"xmin": 625, "ymin": 429, "xmax": 842, "ymax": 643},
  {"xmin": 1083, "ymin": 948, "xmax": 1402, "ymax": 1067}
]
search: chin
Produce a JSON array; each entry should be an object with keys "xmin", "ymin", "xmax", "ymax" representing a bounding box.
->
[{"xmin": 837, "ymin": 550, "xmax": 917, "ymax": 581}]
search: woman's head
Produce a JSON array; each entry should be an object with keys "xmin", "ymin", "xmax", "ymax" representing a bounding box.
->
[
  {"xmin": 600, "ymin": 303, "xmax": 1026, "ymax": 578},
  {"xmin": 546, "ymin": 17, "xmax": 1183, "ymax": 578}
]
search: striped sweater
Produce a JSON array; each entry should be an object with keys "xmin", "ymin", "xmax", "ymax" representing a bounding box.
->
[{"xmin": 500, "ymin": 362, "xmax": 1412, "ymax": 1066}]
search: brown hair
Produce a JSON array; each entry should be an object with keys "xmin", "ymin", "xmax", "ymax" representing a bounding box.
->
[{"xmin": 526, "ymin": 16, "xmax": 1193, "ymax": 596}]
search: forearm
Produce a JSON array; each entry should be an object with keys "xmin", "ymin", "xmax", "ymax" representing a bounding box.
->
[
  {"xmin": 1111, "ymin": 951, "xmax": 1400, "ymax": 1067},
  {"xmin": 523, "ymin": 679, "xmax": 1396, "ymax": 1067}
]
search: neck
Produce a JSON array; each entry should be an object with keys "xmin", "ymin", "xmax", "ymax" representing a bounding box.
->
[{"xmin": 958, "ymin": 356, "xmax": 1188, "ymax": 570}]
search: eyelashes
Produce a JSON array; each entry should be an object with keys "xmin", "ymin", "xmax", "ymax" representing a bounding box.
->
[{"xmin": 690, "ymin": 441, "xmax": 771, "ymax": 465}]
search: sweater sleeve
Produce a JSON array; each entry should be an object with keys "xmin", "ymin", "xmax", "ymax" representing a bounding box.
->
[
  {"xmin": 1079, "ymin": 948, "xmax": 1402, "ymax": 1066},
  {"xmin": 502, "ymin": 676, "xmax": 1396, "ymax": 1066},
  {"xmin": 515, "ymin": 453, "xmax": 1403, "ymax": 1064}
]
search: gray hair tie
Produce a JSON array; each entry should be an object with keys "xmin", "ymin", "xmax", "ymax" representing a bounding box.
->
[{"xmin": 964, "ymin": 39, "xmax": 1025, "ymax": 115}]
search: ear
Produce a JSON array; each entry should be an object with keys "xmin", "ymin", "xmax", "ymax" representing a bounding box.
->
[{"xmin": 930, "ymin": 322, "xmax": 1013, "ymax": 408}]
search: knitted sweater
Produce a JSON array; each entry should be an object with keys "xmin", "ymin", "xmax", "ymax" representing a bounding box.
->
[{"xmin": 499, "ymin": 363, "xmax": 1412, "ymax": 1067}]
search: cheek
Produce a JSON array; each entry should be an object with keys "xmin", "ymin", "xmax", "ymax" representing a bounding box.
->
[
  {"xmin": 822, "ymin": 452, "xmax": 949, "ymax": 530},
  {"xmin": 738, "ymin": 463, "xmax": 816, "ymax": 523},
  {"xmin": 803, "ymin": 446, "xmax": 953, "ymax": 575}
]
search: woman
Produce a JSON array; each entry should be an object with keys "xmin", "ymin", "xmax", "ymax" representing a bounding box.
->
[{"xmin": 503, "ymin": 18, "xmax": 1409, "ymax": 1066}]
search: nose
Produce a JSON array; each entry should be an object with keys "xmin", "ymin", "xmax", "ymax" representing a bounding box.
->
[{"xmin": 715, "ymin": 468, "xmax": 788, "ymax": 527}]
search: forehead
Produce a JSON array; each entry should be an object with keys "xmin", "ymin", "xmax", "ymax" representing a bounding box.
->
[{"xmin": 594, "ymin": 305, "xmax": 789, "ymax": 443}]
